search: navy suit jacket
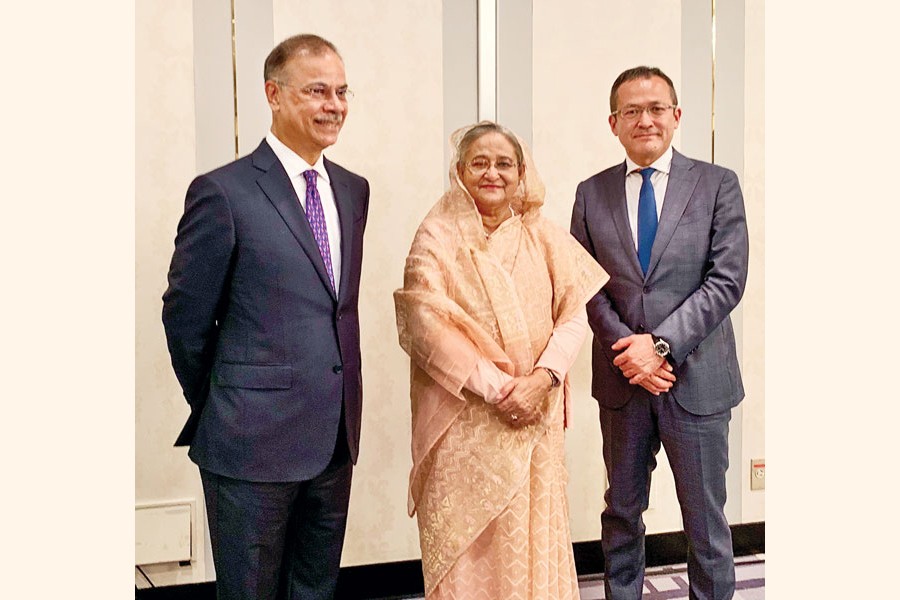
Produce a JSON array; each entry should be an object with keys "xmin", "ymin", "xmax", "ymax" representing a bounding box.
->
[
  {"xmin": 571, "ymin": 149, "xmax": 748, "ymax": 416},
  {"xmin": 162, "ymin": 140, "xmax": 369, "ymax": 482}
]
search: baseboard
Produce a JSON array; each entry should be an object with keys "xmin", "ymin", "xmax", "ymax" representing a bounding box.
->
[
  {"xmin": 573, "ymin": 521, "xmax": 765, "ymax": 576},
  {"xmin": 135, "ymin": 581, "xmax": 216, "ymax": 600},
  {"xmin": 135, "ymin": 521, "xmax": 764, "ymax": 599}
]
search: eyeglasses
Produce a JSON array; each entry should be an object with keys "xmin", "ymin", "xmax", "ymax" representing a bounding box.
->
[
  {"xmin": 276, "ymin": 81, "xmax": 354, "ymax": 102},
  {"xmin": 465, "ymin": 158, "xmax": 519, "ymax": 176},
  {"xmin": 612, "ymin": 104, "xmax": 676, "ymax": 121}
]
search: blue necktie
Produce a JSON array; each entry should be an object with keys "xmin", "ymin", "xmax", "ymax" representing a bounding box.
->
[{"xmin": 637, "ymin": 167, "xmax": 657, "ymax": 275}]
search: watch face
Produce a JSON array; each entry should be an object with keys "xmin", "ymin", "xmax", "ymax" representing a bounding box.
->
[{"xmin": 654, "ymin": 339, "xmax": 670, "ymax": 356}]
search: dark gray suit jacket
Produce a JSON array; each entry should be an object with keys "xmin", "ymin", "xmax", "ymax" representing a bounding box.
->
[
  {"xmin": 571, "ymin": 149, "xmax": 748, "ymax": 416},
  {"xmin": 162, "ymin": 140, "xmax": 369, "ymax": 482}
]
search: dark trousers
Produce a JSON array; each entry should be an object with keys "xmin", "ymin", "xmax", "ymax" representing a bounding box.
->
[
  {"xmin": 201, "ymin": 422, "xmax": 352, "ymax": 600},
  {"xmin": 599, "ymin": 394, "xmax": 734, "ymax": 600}
]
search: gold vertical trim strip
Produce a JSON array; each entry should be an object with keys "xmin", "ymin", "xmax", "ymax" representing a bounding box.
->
[
  {"xmin": 711, "ymin": 0, "xmax": 716, "ymax": 163},
  {"xmin": 230, "ymin": 0, "xmax": 239, "ymax": 159}
]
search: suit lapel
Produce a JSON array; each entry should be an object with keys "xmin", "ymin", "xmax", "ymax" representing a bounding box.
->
[
  {"xmin": 646, "ymin": 149, "xmax": 700, "ymax": 278},
  {"xmin": 253, "ymin": 141, "xmax": 338, "ymax": 301},
  {"xmin": 607, "ymin": 161, "xmax": 645, "ymax": 278}
]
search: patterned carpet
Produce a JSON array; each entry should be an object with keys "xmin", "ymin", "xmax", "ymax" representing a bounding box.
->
[
  {"xmin": 578, "ymin": 555, "xmax": 765, "ymax": 599},
  {"xmin": 395, "ymin": 555, "xmax": 764, "ymax": 599}
]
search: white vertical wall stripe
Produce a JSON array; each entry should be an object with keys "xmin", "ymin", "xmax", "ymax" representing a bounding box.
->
[
  {"xmin": 496, "ymin": 0, "xmax": 533, "ymax": 148},
  {"xmin": 477, "ymin": 0, "xmax": 497, "ymax": 121},
  {"xmin": 233, "ymin": 0, "xmax": 273, "ymax": 156},
  {"xmin": 442, "ymin": 0, "xmax": 479, "ymax": 171},
  {"xmin": 192, "ymin": 0, "xmax": 236, "ymax": 174}
]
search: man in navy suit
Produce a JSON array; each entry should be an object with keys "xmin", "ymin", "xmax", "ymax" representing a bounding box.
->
[
  {"xmin": 571, "ymin": 66, "xmax": 748, "ymax": 600},
  {"xmin": 162, "ymin": 34, "xmax": 369, "ymax": 600}
]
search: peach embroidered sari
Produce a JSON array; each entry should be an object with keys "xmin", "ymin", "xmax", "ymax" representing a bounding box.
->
[{"xmin": 394, "ymin": 126, "xmax": 608, "ymax": 598}]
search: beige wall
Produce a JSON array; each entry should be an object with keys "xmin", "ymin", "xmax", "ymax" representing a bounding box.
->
[
  {"xmin": 135, "ymin": 0, "xmax": 764, "ymax": 584},
  {"xmin": 271, "ymin": 0, "xmax": 446, "ymax": 565},
  {"xmin": 135, "ymin": 0, "xmax": 212, "ymax": 586},
  {"xmin": 741, "ymin": 0, "xmax": 765, "ymax": 522}
]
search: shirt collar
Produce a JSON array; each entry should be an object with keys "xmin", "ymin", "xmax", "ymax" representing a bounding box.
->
[
  {"xmin": 625, "ymin": 145, "xmax": 673, "ymax": 176},
  {"xmin": 266, "ymin": 130, "xmax": 330, "ymax": 184}
]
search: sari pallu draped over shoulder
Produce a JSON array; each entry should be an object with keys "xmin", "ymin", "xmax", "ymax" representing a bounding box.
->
[{"xmin": 394, "ymin": 125, "xmax": 608, "ymax": 596}]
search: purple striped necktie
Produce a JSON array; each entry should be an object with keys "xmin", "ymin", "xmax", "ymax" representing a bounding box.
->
[{"xmin": 302, "ymin": 169, "xmax": 335, "ymax": 291}]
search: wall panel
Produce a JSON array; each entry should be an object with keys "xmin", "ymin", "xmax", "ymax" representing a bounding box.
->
[
  {"xmin": 533, "ymin": 0, "xmax": 685, "ymax": 541},
  {"xmin": 135, "ymin": 0, "xmax": 213, "ymax": 586},
  {"xmin": 741, "ymin": 0, "xmax": 765, "ymax": 523}
]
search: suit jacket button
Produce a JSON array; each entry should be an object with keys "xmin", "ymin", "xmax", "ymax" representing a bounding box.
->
[
  {"xmin": 333, "ymin": 365, "xmax": 343, "ymax": 374},
  {"xmin": 643, "ymin": 286, "xmax": 651, "ymax": 293}
]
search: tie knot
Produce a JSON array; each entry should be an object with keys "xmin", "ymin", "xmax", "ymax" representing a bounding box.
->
[
  {"xmin": 303, "ymin": 169, "xmax": 318, "ymax": 186},
  {"xmin": 640, "ymin": 167, "xmax": 656, "ymax": 181}
]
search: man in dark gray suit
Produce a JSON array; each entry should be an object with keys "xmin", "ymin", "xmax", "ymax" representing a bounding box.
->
[
  {"xmin": 162, "ymin": 34, "xmax": 369, "ymax": 600},
  {"xmin": 571, "ymin": 66, "xmax": 748, "ymax": 600}
]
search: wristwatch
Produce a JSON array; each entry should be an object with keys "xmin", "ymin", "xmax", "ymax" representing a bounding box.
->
[
  {"xmin": 542, "ymin": 367, "xmax": 561, "ymax": 388},
  {"xmin": 651, "ymin": 335, "xmax": 671, "ymax": 358}
]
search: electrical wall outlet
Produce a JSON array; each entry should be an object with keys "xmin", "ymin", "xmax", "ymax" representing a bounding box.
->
[{"xmin": 750, "ymin": 458, "xmax": 765, "ymax": 491}]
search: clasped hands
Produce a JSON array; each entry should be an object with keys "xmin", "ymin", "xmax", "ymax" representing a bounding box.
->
[
  {"xmin": 611, "ymin": 333, "xmax": 676, "ymax": 395},
  {"xmin": 491, "ymin": 369, "xmax": 554, "ymax": 428}
]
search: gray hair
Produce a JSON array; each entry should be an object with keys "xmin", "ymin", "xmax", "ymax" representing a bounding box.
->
[
  {"xmin": 456, "ymin": 121, "xmax": 525, "ymax": 168},
  {"xmin": 264, "ymin": 34, "xmax": 341, "ymax": 82}
]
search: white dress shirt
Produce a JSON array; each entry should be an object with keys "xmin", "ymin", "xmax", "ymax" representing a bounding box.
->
[
  {"xmin": 624, "ymin": 146, "xmax": 673, "ymax": 250},
  {"xmin": 266, "ymin": 131, "xmax": 342, "ymax": 295}
]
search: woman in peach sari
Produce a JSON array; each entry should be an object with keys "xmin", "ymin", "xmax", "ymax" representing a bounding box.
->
[{"xmin": 394, "ymin": 122, "xmax": 609, "ymax": 599}]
